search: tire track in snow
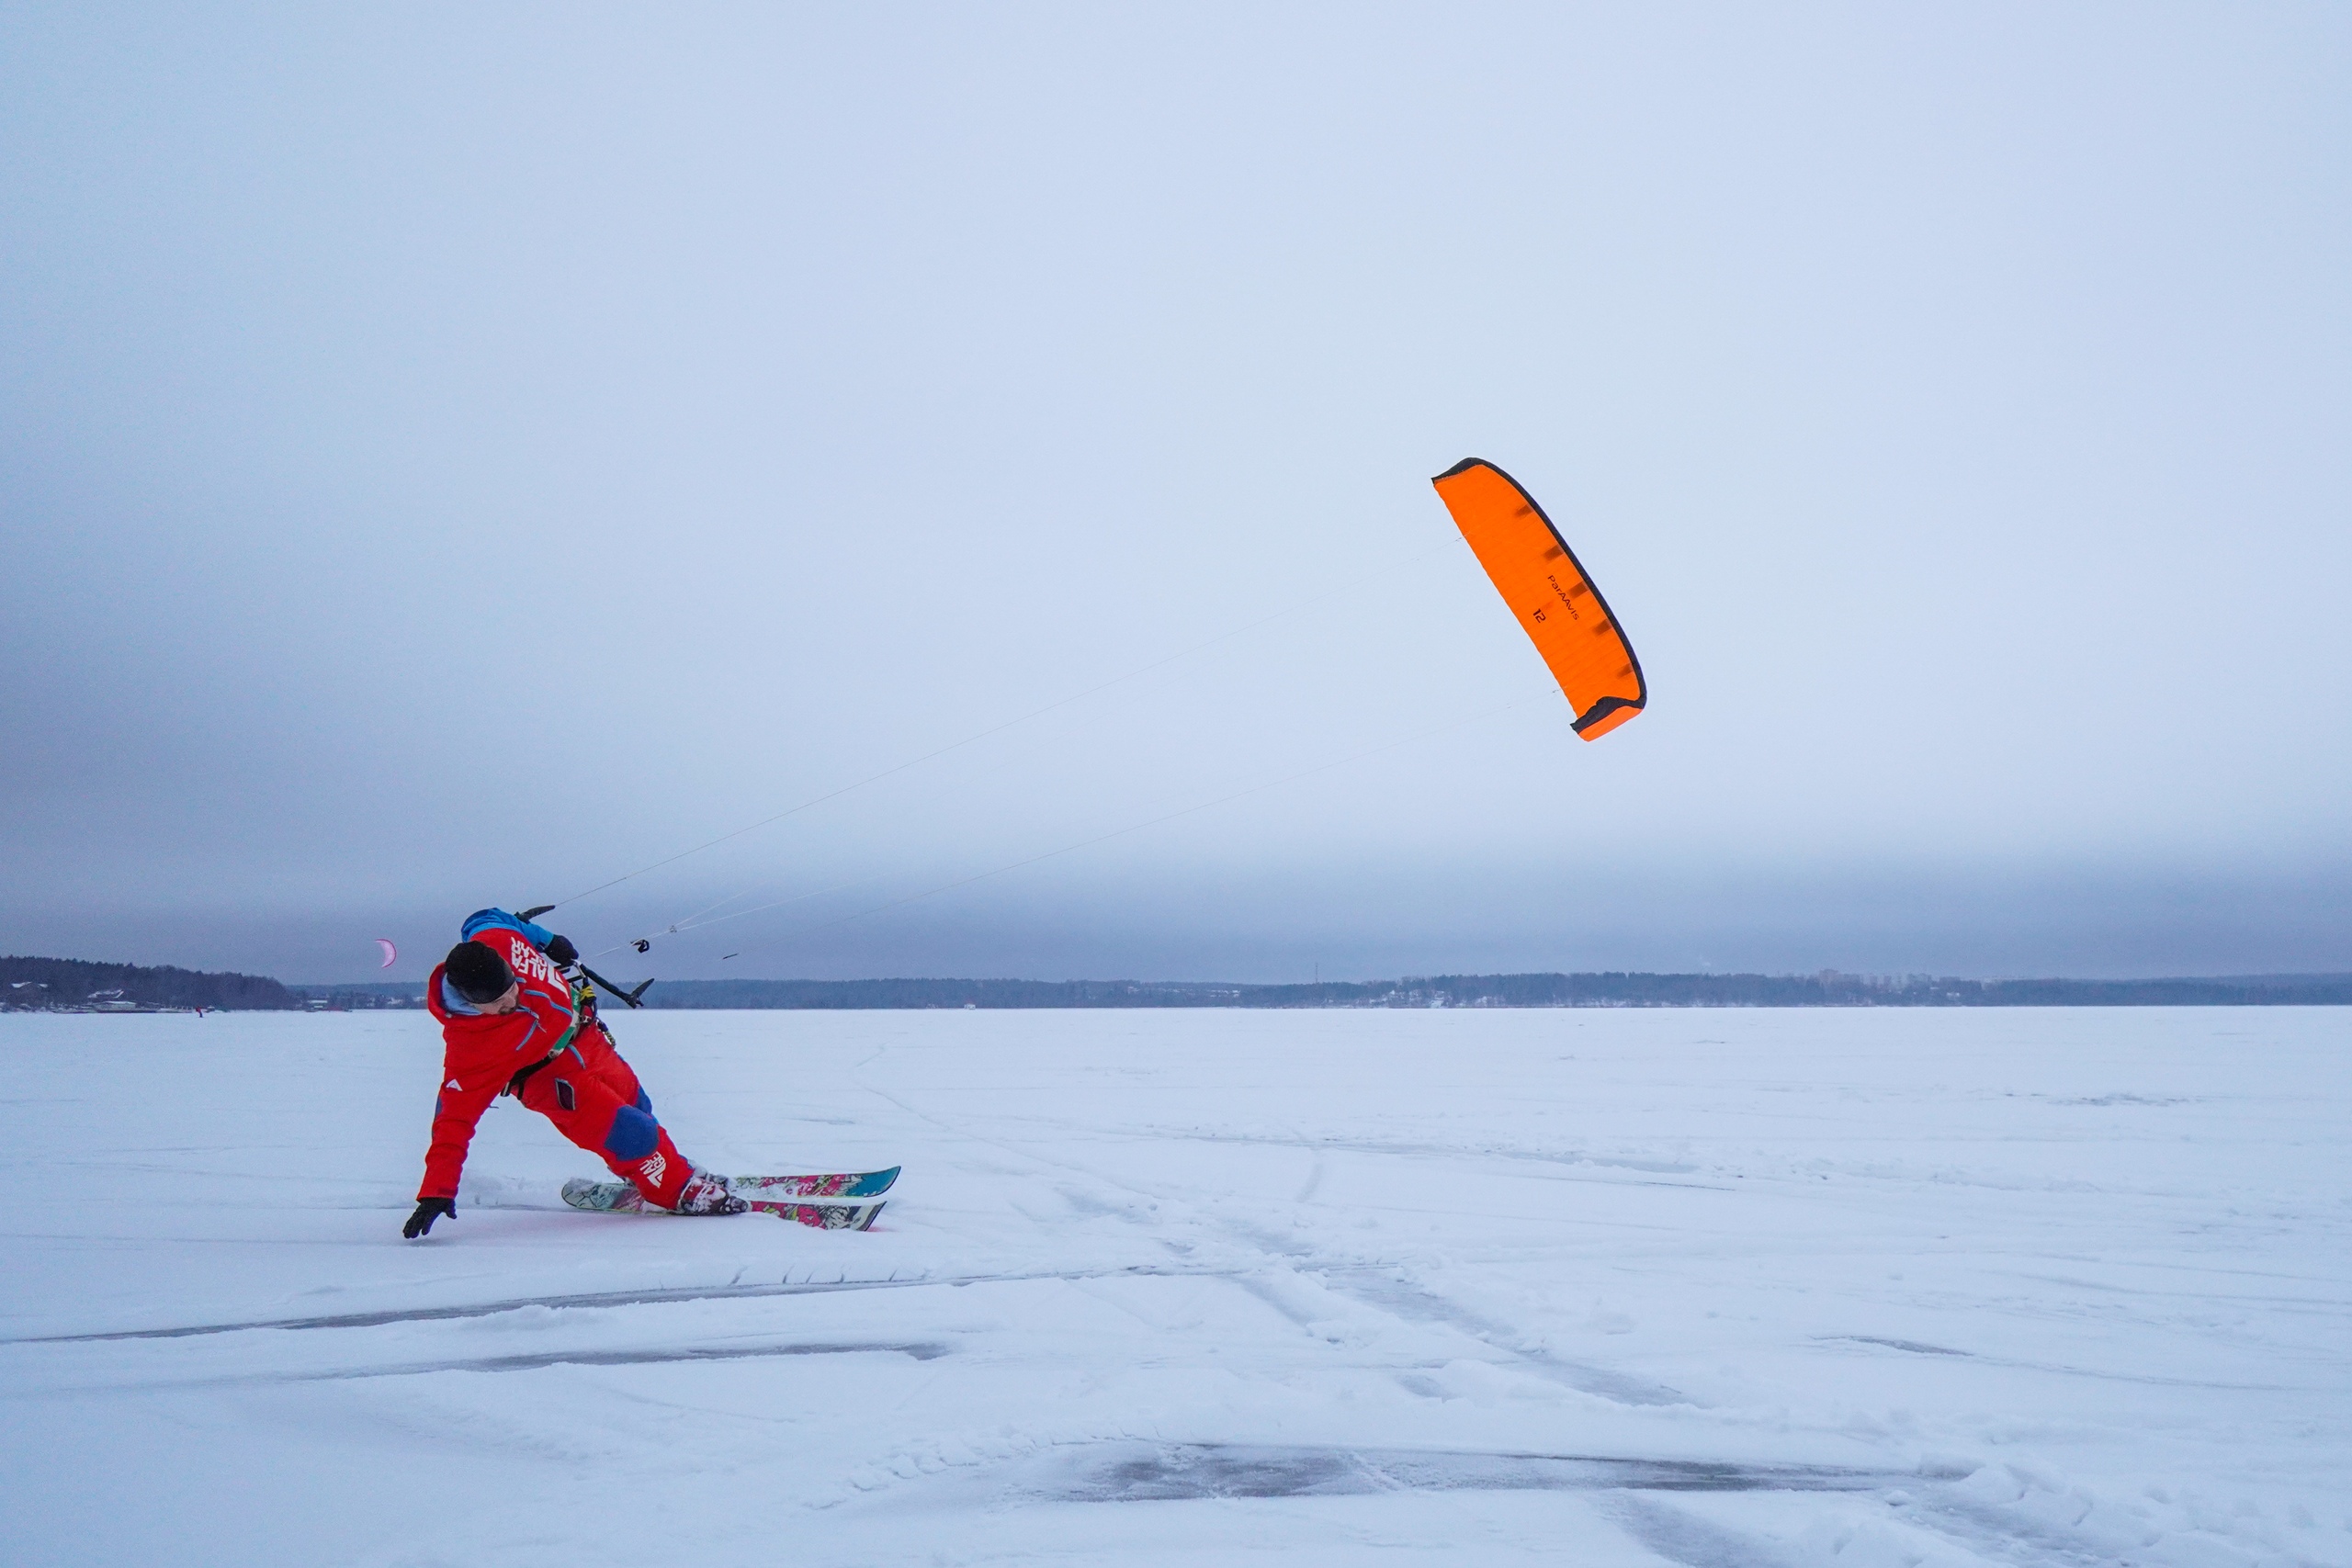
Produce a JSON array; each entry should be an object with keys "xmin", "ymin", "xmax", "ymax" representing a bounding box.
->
[
  {"xmin": 1015, "ymin": 1442, "xmax": 1898, "ymax": 1502},
  {"xmin": 1815, "ymin": 1333, "xmax": 2308, "ymax": 1392},
  {"xmin": 1306, "ymin": 1258, "xmax": 1694, "ymax": 1407},
  {"xmin": 2, "ymin": 1262, "xmax": 1244, "ymax": 1343},
  {"xmin": 854, "ymin": 1435, "xmax": 2179, "ymax": 1568},
  {"xmin": 1156, "ymin": 1127, "xmax": 1735, "ymax": 1190},
  {"xmin": 10, "ymin": 1341, "xmax": 951, "ymax": 1397}
]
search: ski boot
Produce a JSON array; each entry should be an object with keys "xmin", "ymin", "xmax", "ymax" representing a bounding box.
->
[{"xmin": 672, "ymin": 1168, "xmax": 749, "ymax": 1216}]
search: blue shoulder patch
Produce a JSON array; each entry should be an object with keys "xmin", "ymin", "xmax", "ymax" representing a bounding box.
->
[{"xmin": 461, "ymin": 908, "xmax": 556, "ymax": 949}]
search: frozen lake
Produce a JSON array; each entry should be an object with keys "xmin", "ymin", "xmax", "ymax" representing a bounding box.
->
[{"xmin": 2, "ymin": 1006, "xmax": 2346, "ymax": 1566}]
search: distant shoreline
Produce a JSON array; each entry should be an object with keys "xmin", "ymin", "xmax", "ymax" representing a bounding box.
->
[
  {"xmin": 484, "ymin": 971, "xmax": 2352, "ymax": 1010},
  {"xmin": 297, "ymin": 969, "xmax": 2352, "ymax": 1010},
  {"xmin": 12, "ymin": 955, "xmax": 2350, "ymax": 1012}
]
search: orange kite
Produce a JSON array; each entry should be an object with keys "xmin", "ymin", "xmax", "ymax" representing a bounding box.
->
[{"xmin": 1431, "ymin": 458, "xmax": 1647, "ymax": 740}]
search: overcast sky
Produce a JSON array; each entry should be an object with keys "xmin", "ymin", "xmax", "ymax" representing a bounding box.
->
[{"xmin": 5, "ymin": 5, "xmax": 2348, "ymax": 984}]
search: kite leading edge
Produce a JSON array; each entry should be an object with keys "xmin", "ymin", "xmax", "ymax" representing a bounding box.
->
[{"xmin": 1431, "ymin": 458, "xmax": 1647, "ymax": 740}]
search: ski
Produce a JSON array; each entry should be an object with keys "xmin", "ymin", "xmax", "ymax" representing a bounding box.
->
[
  {"xmin": 560, "ymin": 1168, "xmax": 897, "ymax": 1216},
  {"xmin": 560, "ymin": 1178, "xmax": 885, "ymax": 1229},
  {"xmin": 736, "ymin": 1166, "xmax": 899, "ymax": 1200},
  {"xmin": 750, "ymin": 1198, "xmax": 887, "ymax": 1231}
]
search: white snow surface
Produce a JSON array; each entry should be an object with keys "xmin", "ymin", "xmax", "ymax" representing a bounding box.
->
[{"xmin": 3, "ymin": 1006, "xmax": 2347, "ymax": 1567}]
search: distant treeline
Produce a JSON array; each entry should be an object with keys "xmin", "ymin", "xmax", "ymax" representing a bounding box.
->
[
  {"xmin": 12, "ymin": 958, "xmax": 2351, "ymax": 1015},
  {"xmin": 1, "ymin": 954, "xmax": 297, "ymax": 1011},
  {"xmin": 624, "ymin": 971, "xmax": 2352, "ymax": 1010}
]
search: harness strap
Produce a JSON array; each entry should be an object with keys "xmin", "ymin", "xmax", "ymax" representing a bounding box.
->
[{"xmin": 504, "ymin": 1018, "xmax": 582, "ymax": 1097}]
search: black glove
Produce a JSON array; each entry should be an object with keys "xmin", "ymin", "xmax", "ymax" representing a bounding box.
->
[
  {"xmin": 402, "ymin": 1197, "xmax": 457, "ymax": 1239},
  {"xmin": 544, "ymin": 933, "xmax": 579, "ymax": 968}
]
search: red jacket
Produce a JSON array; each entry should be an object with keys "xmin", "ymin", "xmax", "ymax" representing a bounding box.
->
[{"xmin": 418, "ymin": 925, "xmax": 580, "ymax": 1201}]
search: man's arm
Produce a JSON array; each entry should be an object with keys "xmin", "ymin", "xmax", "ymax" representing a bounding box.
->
[
  {"xmin": 416, "ymin": 1054, "xmax": 508, "ymax": 1203},
  {"xmin": 416, "ymin": 972, "xmax": 576, "ymax": 1205}
]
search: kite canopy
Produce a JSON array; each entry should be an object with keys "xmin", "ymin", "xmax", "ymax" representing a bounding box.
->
[{"xmin": 1431, "ymin": 458, "xmax": 1646, "ymax": 740}]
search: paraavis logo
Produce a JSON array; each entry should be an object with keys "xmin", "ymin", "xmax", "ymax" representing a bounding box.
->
[{"xmin": 1544, "ymin": 571, "xmax": 1589, "ymax": 622}]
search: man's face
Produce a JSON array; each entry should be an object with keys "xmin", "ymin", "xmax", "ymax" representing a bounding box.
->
[{"xmin": 480, "ymin": 980, "xmax": 522, "ymax": 1014}]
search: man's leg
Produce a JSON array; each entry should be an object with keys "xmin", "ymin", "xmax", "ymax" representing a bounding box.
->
[
  {"xmin": 517, "ymin": 1056, "xmax": 694, "ymax": 1209},
  {"xmin": 578, "ymin": 1027, "xmax": 655, "ymax": 1121}
]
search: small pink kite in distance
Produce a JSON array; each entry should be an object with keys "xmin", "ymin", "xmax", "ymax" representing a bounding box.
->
[{"xmin": 376, "ymin": 938, "xmax": 398, "ymax": 970}]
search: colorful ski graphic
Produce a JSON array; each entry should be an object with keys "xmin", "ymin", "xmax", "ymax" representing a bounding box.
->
[
  {"xmin": 749, "ymin": 1198, "xmax": 887, "ymax": 1231},
  {"xmin": 560, "ymin": 1167, "xmax": 898, "ymax": 1217},
  {"xmin": 736, "ymin": 1167, "xmax": 899, "ymax": 1200}
]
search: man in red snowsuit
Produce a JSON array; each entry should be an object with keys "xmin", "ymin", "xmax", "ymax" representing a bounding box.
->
[{"xmin": 402, "ymin": 908, "xmax": 745, "ymax": 1238}]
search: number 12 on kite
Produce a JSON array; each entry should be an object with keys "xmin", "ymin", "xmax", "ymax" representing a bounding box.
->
[{"xmin": 1432, "ymin": 457, "xmax": 1648, "ymax": 741}]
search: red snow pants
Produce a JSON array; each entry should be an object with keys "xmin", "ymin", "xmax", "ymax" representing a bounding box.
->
[{"xmin": 514, "ymin": 1023, "xmax": 694, "ymax": 1208}]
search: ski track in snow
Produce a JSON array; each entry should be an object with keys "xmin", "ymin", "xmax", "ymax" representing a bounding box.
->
[{"xmin": 1, "ymin": 1006, "xmax": 2347, "ymax": 1567}]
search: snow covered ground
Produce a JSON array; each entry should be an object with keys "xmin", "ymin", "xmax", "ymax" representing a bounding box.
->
[{"xmin": 2, "ymin": 1005, "xmax": 2346, "ymax": 1567}]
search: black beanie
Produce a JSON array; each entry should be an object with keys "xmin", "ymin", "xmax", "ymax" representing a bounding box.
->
[{"xmin": 445, "ymin": 941, "xmax": 514, "ymax": 1004}]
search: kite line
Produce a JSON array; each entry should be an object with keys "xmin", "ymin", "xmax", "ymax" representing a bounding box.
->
[
  {"xmin": 585, "ymin": 684, "xmax": 1545, "ymax": 964},
  {"xmin": 552, "ymin": 531, "xmax": 1468, "ymax": 935}
]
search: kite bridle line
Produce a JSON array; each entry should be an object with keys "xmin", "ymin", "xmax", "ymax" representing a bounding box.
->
[
  {"xmin": 578, "ymin": 868, "xmax": 899, "ymax": 963},
  {"xmin": 553, "ymin": 530, "xmax": 1471, "ymax": 953}
]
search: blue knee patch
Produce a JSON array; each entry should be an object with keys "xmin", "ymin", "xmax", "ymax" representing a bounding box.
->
[
  {"xmin": 634, "ymin": 1088, "xmax": 652, "ymax": 1115},
  {"xmin": 604, "ymin": 1104, "xmax": 660, "ymax": 1161}
]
